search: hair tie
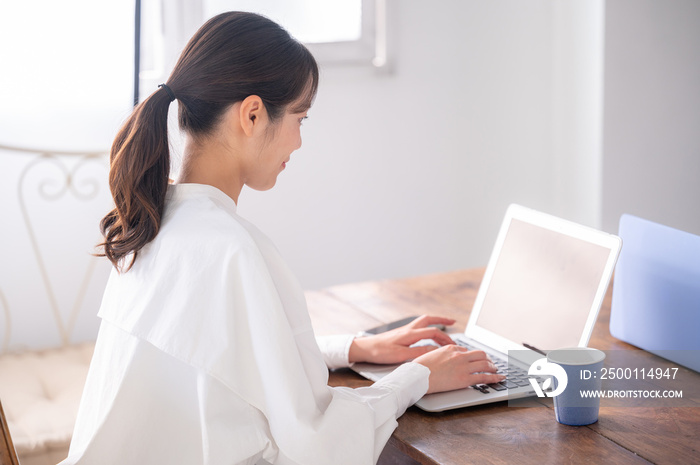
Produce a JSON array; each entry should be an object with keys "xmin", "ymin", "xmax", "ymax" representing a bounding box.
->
[{"xmin": 158, "ymin": 83, "xmax": 176, "ymax": 102}]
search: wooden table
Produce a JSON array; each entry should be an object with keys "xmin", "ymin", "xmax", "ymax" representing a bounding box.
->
[{"xmin": 306, "ymin": 269, "xmax": 700, "ymax": 465}]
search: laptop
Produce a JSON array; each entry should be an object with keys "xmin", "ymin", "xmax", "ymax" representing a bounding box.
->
[
  {"xmin": 352, "ymin": 204, "xmax": 622, "ymax": 412},
  {"xmin": 610, "ymin": 214, "xmax": 700, "ymax": 372}
]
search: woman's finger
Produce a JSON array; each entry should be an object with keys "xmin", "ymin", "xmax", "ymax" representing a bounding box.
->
[
  {"xmin": 469, "ymin": 372, "xmax": 506, "ymax": 386},
  {"xmin": 466, "ymin": 359, "xmax": 499, "ymax": 374},
  {"xmin": 402, "ymin": 327, "xmax": 454, "ymax": 346},
  {"xmin": 410, "ymin": 315, "xmax": 456, "ymax": 329},
  {"xmin": 402, "ymin": 344, "xmax": 439, "ymax": 360},
  {"xmin": 462, "ymin": 349, "xmax": 492, "ymax": 363}
]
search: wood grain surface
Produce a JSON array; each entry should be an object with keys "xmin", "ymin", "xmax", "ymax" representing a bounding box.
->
[{"xmin": 0, "ymin": 400, "xmax": 19, "ymax": 465}]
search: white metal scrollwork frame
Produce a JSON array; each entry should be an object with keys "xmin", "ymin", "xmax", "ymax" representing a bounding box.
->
[{"xmin": 0, "ymin": 144, "xmax": 109, "ymax": 350}]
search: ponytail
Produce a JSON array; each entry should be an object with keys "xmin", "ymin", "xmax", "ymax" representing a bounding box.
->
[{"xmin": 99, "ymin": 87, "xmax": 172, "ymax": 271}]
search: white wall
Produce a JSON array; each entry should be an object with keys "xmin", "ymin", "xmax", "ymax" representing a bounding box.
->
[
  {"xmin": 237, "ymin": 0, "xmax": 605, "ymax": 289},
  {"xmin": 603, "ymin": 0, "xmax": 700, "ymax": 235}
]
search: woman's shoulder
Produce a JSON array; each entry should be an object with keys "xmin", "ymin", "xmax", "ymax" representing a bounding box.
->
[{"xmin": 159, "ymin": 184, "xmax": 258, "ymax": 252}]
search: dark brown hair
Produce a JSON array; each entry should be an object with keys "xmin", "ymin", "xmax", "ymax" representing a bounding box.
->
[{"xmin": 99, "ymin": 12, "xmax": 319, "ymax": 271}]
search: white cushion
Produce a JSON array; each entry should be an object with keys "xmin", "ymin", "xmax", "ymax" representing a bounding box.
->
[{"xmin": 0, "ymin": 343, "xmax": 94, "ymax": 464}]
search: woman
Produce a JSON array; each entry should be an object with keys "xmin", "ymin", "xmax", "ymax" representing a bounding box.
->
[{"xmin": 62, "ymin": 11, "xmax": 503, "ymax": 465}]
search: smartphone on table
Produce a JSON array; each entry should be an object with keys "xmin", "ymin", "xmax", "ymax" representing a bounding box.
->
[{"xmin": 363, "ymin": 316, "xmax": 446, "ymax": 335}]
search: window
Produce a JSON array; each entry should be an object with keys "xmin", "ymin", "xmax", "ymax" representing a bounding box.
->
[
  {"xmin": 204, "ymin": 0, "xmax": 364, "ymax": 44},
  {"xmin": 202, "ymin": 0, "xmax": 385, "ymax": 66},
  {"xmin": 0, "ymin": 0, "xmax": 134, "ymax": 150},
  {"xmin": 137, "ymin": 0, "xmax": 386, "ymax": 98}
]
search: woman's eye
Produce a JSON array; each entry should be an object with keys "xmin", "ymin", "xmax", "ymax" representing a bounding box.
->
[{"xmin": 299, "ymin": 116, "xmax": 308, "ymax": 125}]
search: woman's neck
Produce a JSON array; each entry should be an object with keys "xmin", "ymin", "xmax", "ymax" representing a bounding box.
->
[{"xmin": 177, "ymin": 134, "xmax": 245, "ymax": 204}]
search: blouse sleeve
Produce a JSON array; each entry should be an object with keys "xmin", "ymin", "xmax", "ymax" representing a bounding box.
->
[{"xmin": 315, "ymin": 334, "xmax": 355, "ymax": 369}]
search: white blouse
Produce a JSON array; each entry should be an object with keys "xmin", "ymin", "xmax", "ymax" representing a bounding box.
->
[{"xmin": 60, "ymin": 183, "xmax": 429, "ymax": 465}]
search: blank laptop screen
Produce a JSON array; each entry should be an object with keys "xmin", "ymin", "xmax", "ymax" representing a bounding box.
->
[{"xmin": 475, "ymin": 219, "xmax": 612, "ymax": 351}]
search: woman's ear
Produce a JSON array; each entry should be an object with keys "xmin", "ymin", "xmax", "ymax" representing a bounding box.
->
[{"xmin": 239, "ymin": 95, "xmax": 266, "ymax": 137}]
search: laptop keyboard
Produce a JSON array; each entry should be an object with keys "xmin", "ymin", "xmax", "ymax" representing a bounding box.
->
[{"xmin": 454, "ymin": 337, "xmax": 538, "ymax": 394}]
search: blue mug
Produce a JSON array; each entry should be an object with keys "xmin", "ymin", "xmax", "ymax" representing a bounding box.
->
[{"xmin": 547, "ymin": 347, "xmax": 606, "ymax": 426}]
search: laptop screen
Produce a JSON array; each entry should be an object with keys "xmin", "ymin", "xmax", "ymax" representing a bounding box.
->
[{"xmin": 474, "ymin": 218, "xmax": 613, "ymax": 351}]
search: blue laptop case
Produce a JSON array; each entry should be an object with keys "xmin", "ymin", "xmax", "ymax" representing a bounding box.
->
[{"xmin": 610, "ymin": 214, "xmax": 700, "ymax": 372}]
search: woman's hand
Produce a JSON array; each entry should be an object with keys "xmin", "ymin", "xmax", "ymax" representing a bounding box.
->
[
  {"xmin": 348, "ymin": 315, "xmax": 457, "ymax": 365},
  {"xmin": 413, "ymin": 346, "xmax": 505, "ymax": 394}
]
